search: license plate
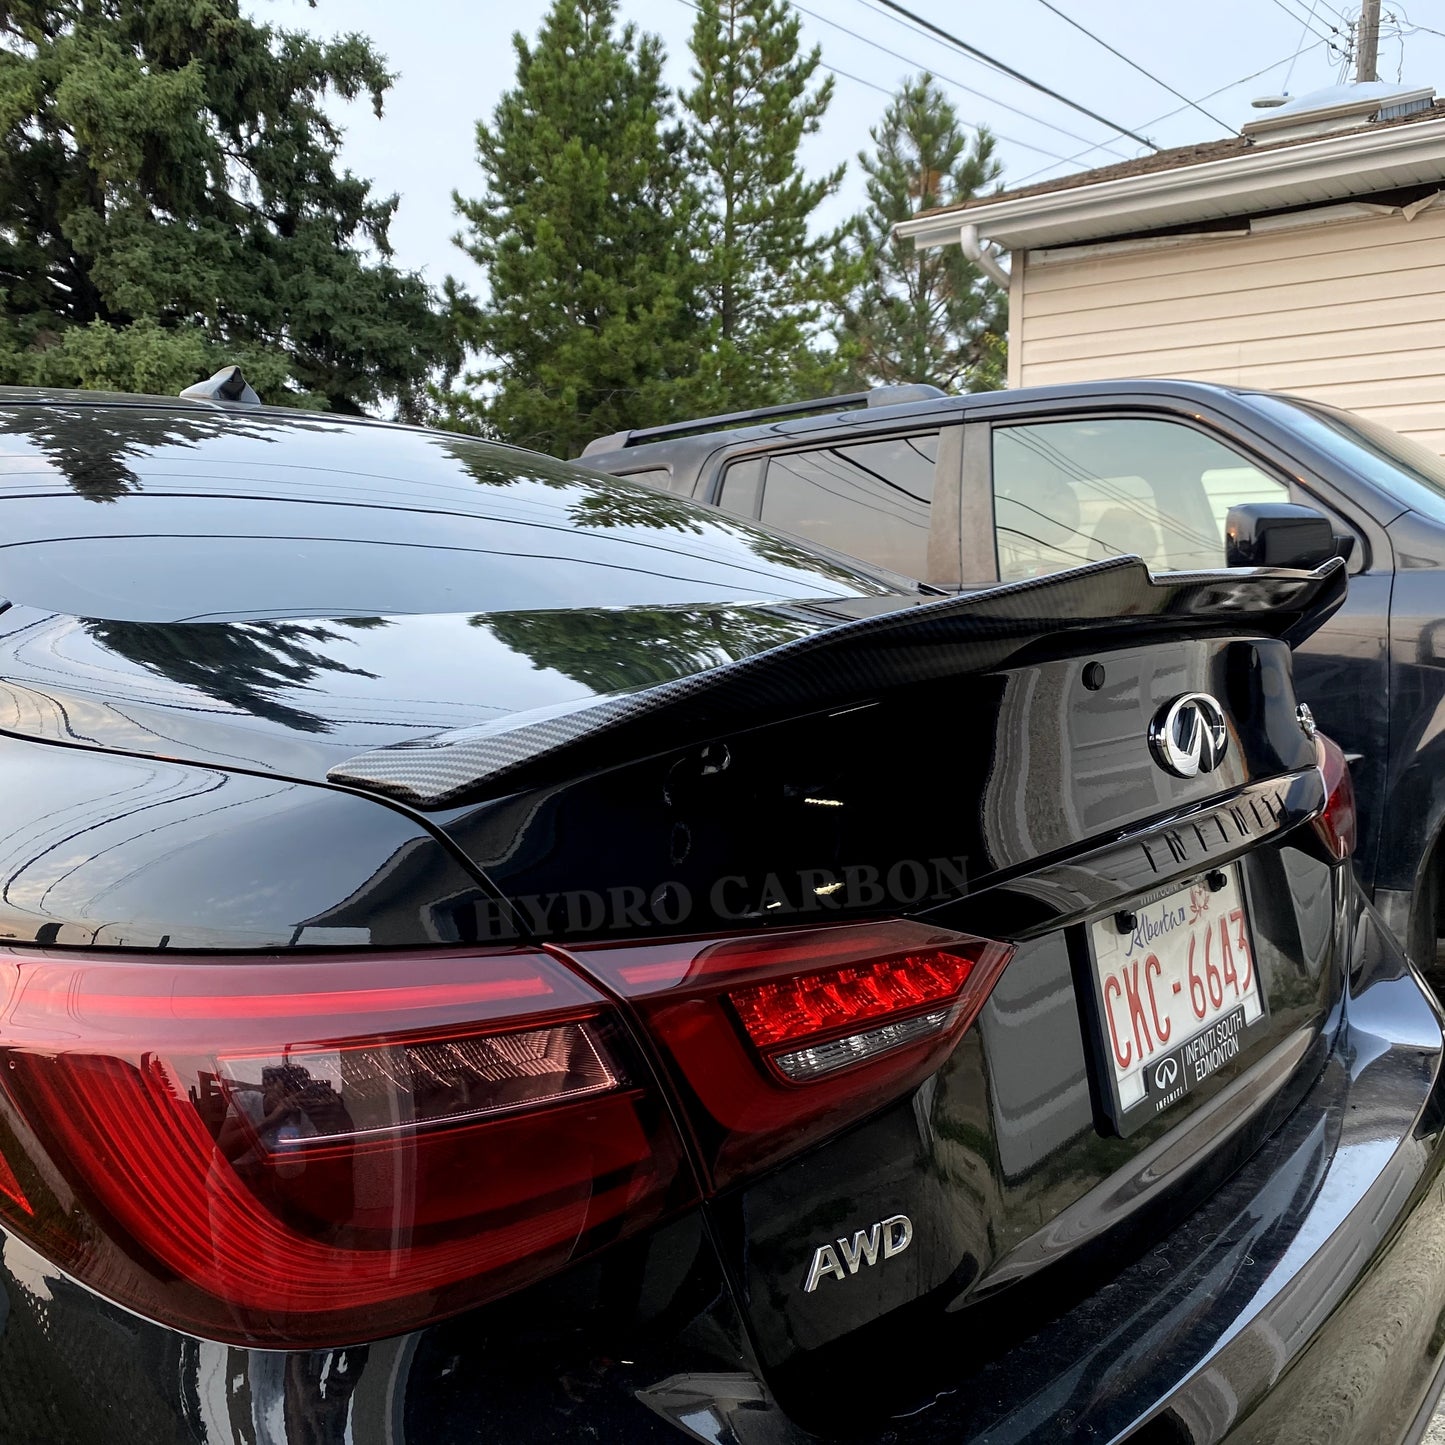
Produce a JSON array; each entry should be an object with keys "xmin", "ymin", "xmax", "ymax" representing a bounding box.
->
[{"xmin": 1087, "ymin": 866, "xmax": 1264, "ymax": 1125}]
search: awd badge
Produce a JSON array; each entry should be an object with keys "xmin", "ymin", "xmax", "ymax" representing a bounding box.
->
[{"xmin": 803, "ymin": 1214, "xmax": 913, "ymax": 1292}]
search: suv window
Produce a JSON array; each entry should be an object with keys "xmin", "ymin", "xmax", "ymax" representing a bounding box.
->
[
  {"xmin": 720, "ymin": 432, "xmax": 939, "ymax": 579},
  {"xmin": 719, "ymin": 456, "xmax": 766, "ymax": 517},
  {"xmin": 610, "ymin": 466, "xmax": 683, "ymax": 494},
  {"xmin": 992, "ymin": 418, "xmax": 1288, "ymax": 581},
  {"xmin": 1250, "ymin": 393, "xmax": 1445, "ymax": 522}
]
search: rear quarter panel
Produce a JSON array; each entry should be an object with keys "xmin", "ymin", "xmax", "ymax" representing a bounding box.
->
[{"xmin": 0, "ymin": 735, "xmax": 498, "ymax": 950}]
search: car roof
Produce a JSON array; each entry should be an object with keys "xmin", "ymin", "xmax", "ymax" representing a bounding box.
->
[
  {"xmin": 0, "ymin": 384, "xmax": 454, "ymax": 442},
  {"xmin": 580, "ymin": 377, "xmax": 1269, "ymax": 475},
  {"xmin": 0, "ymin": 378, "xmax": 1296, "ymax": 478}
]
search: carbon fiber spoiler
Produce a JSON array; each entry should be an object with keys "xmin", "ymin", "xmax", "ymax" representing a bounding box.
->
[{"xmin": 327, "ymin": 555, "xmax": 1347, "ymax": 809}]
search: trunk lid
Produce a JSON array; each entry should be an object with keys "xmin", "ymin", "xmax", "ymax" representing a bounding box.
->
[
  {"xmin": 377, "ymin": 558, "xmax": 1345, "ymax": 1434},
  {"xmin": 0, "ymin": 600, "xmax": 831, "ymax": 780}
]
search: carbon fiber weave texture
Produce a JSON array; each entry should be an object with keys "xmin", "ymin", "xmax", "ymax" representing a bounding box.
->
[{"xmin": 327, "ymin": 556, "xmax": 1345, "ymax": 808}]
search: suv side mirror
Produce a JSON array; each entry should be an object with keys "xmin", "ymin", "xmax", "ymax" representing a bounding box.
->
[{"xmin": 1225, "ymin": 503, "xmax": 1337, "ymax": 570}]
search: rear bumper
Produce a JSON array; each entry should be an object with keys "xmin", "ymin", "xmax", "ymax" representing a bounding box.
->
[
  {"xmin": 1162, "ymin": 996, "xmax": 1445, "ymax": 1445},
  {"xmin": 651, "ymin": 895, "xmax": 1445, "ymax": 1445},
  {"xmin": 950, "ymin": 898, "xmax": 1445, "ymax": 1445},
  {"xmin": 2, "ymin": 903, "xmax": 1444, "ymax": 1445}
]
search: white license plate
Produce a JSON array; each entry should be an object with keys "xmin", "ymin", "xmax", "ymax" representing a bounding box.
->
[{"xmin": 1088, "ymin": 866, "xmax": 1263, "ymax": 1117}]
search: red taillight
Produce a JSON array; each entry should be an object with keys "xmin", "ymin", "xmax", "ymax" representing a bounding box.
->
[
  {"xmin": 0, "ymin": 1150, "xmax": 30, "ymax": 1215},
  {"xmin": 1314, "ymin": 731, "xmax": 1357, "ymax": 859},
  {"xmin": 558, "ymin": 921, "xmax": 1013, "ymax": 1189},
  {"xmin": 0, "ymin": 948, "xmax": 693, "ymax": 1346},
  {"xmin": 0, "ymin": 922, "xmax": 1012, "ymax": 1344}
]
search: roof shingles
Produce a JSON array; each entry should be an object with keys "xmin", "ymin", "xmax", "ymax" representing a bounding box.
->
[{"xmin": 916, "ymin": 100, "xmax": 1445, "ymax": 219}]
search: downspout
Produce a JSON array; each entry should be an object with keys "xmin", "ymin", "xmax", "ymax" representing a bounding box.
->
[{"xmin": 959, "ymin": 222, "xmax": 1011, "ymax": 288}]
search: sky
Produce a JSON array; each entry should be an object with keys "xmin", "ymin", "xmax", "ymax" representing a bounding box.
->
[{"xmin": 253, "ymin": 0, "xmax": 1445, "ymax": 301}]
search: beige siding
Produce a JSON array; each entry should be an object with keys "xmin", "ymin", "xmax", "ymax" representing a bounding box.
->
[
  {"xmin": 1006, "ymin": 249, "xmax": 1026, "ymax": 389},
  {"xmin": 1014, "ymin": 205, "xmax": 1445, "ymax": 452}
]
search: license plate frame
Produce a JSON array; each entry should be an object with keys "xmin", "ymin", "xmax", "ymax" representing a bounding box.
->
[{"xmin": 1080, "ymin": 864, "xmax": 1269, "ymax": 1136}]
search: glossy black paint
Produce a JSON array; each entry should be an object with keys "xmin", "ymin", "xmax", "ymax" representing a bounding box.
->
[
  {"xmin": 434, "ymin": 634, "xmax": 1320, "ymax": 945},
  {"xmin": 0, "ymin": 733, "xmax": 498, "ymax": 950},
  {"xmin": 0, "ymin": 389, "xmax": 1440, "ymax": 1444},
  {"xmin": 726, "ymin": 826, "xmax": 1340, "ymax": 1432},
  {"xmin": 435, "ymin": 627, "xmax": 1338, "ymax": 1433},
  {"xmin": 0, "ymin": 397, "xmax": 900, "ymax": 789},
  {"xmin": 0, "ymin": 384, "xmax": 1422, "ymax": 915},
  {"xmin": 1223, "ymin": 501, "xmax": 1337, "ymax": 569},
  {"xmin": 327, "ymin": 557, "xmax": 1342, "ymax": 809},
  {"xmin": 0, "ymin": 598, "xmax": 833, "ymax": 781},
  {"xmin": 0, "ymin": 1211, "xmax": 755, "ymax": 1444},
  {"xmin": 584, "ymin": 376, "xmax": 1445, "ymax": 955},
  {"xmin": 0, "ymin": 400, "xmax": 889, "ymax": 617}
]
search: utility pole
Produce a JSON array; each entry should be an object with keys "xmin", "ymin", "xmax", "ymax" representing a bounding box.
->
[{"xmin": 1356, "ymin": 0, "xmax": 1382, "ymax": 83}]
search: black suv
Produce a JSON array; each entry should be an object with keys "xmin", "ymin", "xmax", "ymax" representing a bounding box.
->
[{"xmin": 585, "ymin": 379, "xmax": 1445, "ymax": 969}]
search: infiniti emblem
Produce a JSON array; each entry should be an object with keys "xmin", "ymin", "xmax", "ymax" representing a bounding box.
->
[
  {"xmin": 1148, "ymin": 693, "xmax": 1228, "ymax": 779},
  {"xmin": 1155, "ymin": 1058, "xmax": 1179, "ymax": 1089}
]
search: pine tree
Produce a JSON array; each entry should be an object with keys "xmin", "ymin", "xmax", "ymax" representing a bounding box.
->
[
  {"xmin": 842, "ymin": 75, "xmax": 1007, "ymax": 393},
  {"xmin": 0, "ymin": 1, "xmax": 453, "ymax": 414},
  {"xmin": 447, "ymin": 0, "xmax": 697, "ymax": 459},
  {"xmin": 680, "ymin": 0, "xmax": 856, "ymax": 411}
]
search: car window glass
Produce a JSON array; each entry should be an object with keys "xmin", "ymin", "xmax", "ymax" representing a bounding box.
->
[
  {"xmin": 1249, "ymin": 393, "xmax": 1445, "ymax": 521},
  {"xmin": 756, "ymin": 432, "xmax": 939, "ymax": 579},
  {"xmin": 992, "ymin": 418, "xmax": 1288, "ymax": 581},
  {"xmin": 719, "ymin": 456, "xmax": 766, "ymax": 516},
  {"xmin": 0, "ymin": 408, "xmax": 890, "ymax": 621}
]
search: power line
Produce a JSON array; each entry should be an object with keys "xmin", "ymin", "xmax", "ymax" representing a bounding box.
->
[
  {"xmin": 1384, "ymin": 14, "xmax": 1445, "ymax": 42},
  {"xmin": 1283, "ymin": 0, "xmax": 1321, "ymax": 91},
  {"xmin": 670, "ymin": 0, "xmax": 892, "ymax": 100},
  {"xmin": 670, "ymin": 0, "xmax": 1077, "ymax": 164},
  {"xmin": 664, "ymin": 0, "xmax": 1086, "ymax": 164},
  {"xmin": 1271, "ymin": 0, "xmax": 1351, "ymax": 31},
  {"xmin": 865, "ymin": 0, "xmax": 1163, "ymax": 151},
  {"xmin": 1335, "ymin": 7, "xmax": 1357, "ymax": 82},
  {"xmin": 1383, "ymin": 21, "xmax": 1406, "ymax": 82},
  {"xmin": 787, "ymin": 0, "xmax": 1132, "ymax": 159},
  {"xmin": 1264, "ymin": 0, "xmax": 1337, "ymax": 44},
  {"xmin": 829, "ymin": 57, "xmax": 903, "ymax": 97},
  {"xmin": 1114, "ymin": 42, "xmax": 1330, "ymax": 132},
  {"xmin": 1009, "ymin": 40, "xmax": 1329, "ymax": 185},
  {"xmin": 845, "ymin": 0, "xmax": 1126, "ymax": 158},
  {"xmin": 1286, "ymin": 0, "xmax": 1352, "ymax": 30},
  {"xmin": 805, "ymin": 70, "xmax": 1075, "ymax": 165},
  {"xmin": 1029, "ymin": 0, "xmax": 1234, "ymax": 132}
]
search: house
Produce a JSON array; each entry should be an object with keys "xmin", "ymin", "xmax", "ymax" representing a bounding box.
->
[{"xmin": 896, "ymin": 83, "xmax": 1445, "ymax": 453}]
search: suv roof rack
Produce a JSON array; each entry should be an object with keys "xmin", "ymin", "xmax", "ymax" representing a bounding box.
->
[
  {"xmin": 180, "ymin": 365, "xmax": 260, "ymax": 405},
  {"xmin": 579, "ymin": 382, "xmax": 947, "ymax": 457}
]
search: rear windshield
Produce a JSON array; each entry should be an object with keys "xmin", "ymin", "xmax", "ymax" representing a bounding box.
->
[
  {"xmin": 0, "ymin": 407, "xmax": 887, "ymax": 622},
  {"xmin": 1250, "ymin": 394, "xmax": 1445, "ymax": 520}
]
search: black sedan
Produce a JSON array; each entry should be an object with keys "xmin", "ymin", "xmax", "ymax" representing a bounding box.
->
[{"xmin": 0, "ymin": 386, "xmax": 1440, "ymax": 1445}]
